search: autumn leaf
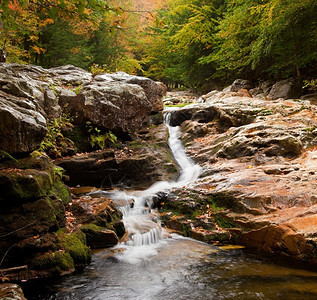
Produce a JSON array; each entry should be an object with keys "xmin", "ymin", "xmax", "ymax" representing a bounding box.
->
[{"xmin": 32, "ymin": 45, "xmax": 46, "ymax": 54}]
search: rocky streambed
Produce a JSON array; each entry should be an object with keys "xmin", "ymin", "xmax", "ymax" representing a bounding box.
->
[
  {"xmin": 1, "ymin": 62, "xmax": 317, "ymax": 298},
  {"xmin": 0, "ymin": 63, "xmax": 175, "ymax": 296},
  {"xmin": 159, "ymin": 86, "xmax": 317, "ymax": 264}
]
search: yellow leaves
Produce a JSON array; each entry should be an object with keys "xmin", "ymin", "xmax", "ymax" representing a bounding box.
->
[
  {"xmin": 29, "ymin": 35, "xmax": 39, "ymax": 42},
  {"xmin": 83, "ymin": 8, "xmax": 92, "ymax": 15},
  {"xmin": 39, "ymin": 18, "xmax": 55, "ymax": 27},
  {"xmin": 70, "ymin": 47, "xmax": 81, "ymax": 54},
  {"xmin": 32, "ymin": 45, "xmax": 46, "ymax": 54},
  {"xmin": 248, "ymin": 165, "xmax": 253, "ymax": 169}
]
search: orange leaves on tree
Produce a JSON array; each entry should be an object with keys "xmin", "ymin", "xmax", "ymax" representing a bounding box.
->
[
  {"xmin": 8, "ymin": 0, "xmax": 23, "ymax": 13},
  {"xmin": 39, "ymin": 18, "xmax": 55, "ymax": 27},
  {"xmin": 32, "ymin": 45, "xmax": 46, "ymax": 54}
]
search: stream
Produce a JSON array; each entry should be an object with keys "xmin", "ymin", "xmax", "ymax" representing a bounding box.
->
[{"xmin": 24, "ymin": 110, "xmax": 317, "ymax": 299}]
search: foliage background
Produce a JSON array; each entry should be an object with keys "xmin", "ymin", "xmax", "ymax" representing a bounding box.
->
[{"xmin": 1, "ymin": 0, "xmax": 316, "ymax": 88}]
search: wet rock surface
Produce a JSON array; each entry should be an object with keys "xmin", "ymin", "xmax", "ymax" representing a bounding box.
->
[{"xmin": 161, "ymin": 90, "xmax": 317, "ymax": 263}]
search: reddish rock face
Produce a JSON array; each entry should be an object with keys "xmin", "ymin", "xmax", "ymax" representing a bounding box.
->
[{"xmin": 164, "ymin": 93, "xmax": 317, "ymax": 262}]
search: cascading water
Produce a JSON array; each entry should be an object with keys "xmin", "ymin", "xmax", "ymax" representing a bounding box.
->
[
  {"xmin": 105, "ymin": 109, "xmax": 201, "ymax": 250},
  {"xmin": 24, "ymin": 109, "xmax": 317, "ymax": 300}
]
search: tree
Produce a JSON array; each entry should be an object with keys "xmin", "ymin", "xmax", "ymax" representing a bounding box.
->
[
  {"xmin": 211, "ymin": 0, "xmax": 317, "ymax": 80},
  {"xmin": 143, "ymin": 0, "xmax": 223, "ymax": 88}
]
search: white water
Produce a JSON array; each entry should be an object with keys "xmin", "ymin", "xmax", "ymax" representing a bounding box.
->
[{"xmin": 102, "ymin": 109, "xmax": 201, "ymax": 262}]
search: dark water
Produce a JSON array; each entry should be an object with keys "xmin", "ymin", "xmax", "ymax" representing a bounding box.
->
[{"xmin": 23, "ymin": 234, "xmax": 317, "ymax": 300}]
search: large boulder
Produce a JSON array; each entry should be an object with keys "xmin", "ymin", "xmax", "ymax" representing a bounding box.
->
[
  {"xmin": 56, "ymin": 123, "xmax": 178, "ymax": 189},
  {"xmin": 0, "ymin": 91, "xmax": 47, "ymax": 154},
  {"xmin": 99, "ymin": 72, "xmax": 165, "ymax": 112},
  {"xmin": 230, "ymin": 79, "xmax": 254, "ymax": 92},
  {"xmin": 268, "ymin": 78, "xmax": 302, "ymax": 100},
  {"xmin": 161, "ymin": 93, "xmax": 317, "ymax": 263},
  {"xmin": 58, "ymin": 73, "xmax": 165, "ymax": 134}
]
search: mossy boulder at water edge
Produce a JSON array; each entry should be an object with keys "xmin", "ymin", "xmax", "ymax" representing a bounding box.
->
[
  {"xmin": 0, "ymin": 154, "xmax": 78, "ymax": 280},
  {"xmin": 28, "ymin": 230, "xmax": 92, "ymax": 276},
  {"xmin": 69, "ymin": 191, "xmax": 126, "ymax": 249}
]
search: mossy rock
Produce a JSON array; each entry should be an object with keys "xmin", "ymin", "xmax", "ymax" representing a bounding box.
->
[
  {"xmin": 0, "ymin": 197, "xmax": 66, "ymax": 242},
  {"xmin": 80, "ymin": 224, "xmax": 119, "ymax": 249},
  {"xmin": 0, "ymin": 169, "xmax": 53, "ymax": 202},
  {"xmin": 111, "ymin": 220, "xmax": 126, "ymax": 239},
  {"xmin": 57, "ymin": 230, "xmax": 92, "ymax": 266},
  {"xmin": 51, "ymin": 180, "xmax": 71, "ymax": 205},
  {"xmin": 30, "ymin": 251, "xmax": 75, "ymax": 274}
]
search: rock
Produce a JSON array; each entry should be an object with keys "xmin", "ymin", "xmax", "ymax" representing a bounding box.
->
[
  {"xmin": 230, "ymin": 79, "xmax": 254, "ymax": 92},
  {"xmin": 259, "ymin": 80, "xmax": 274, "ymax": 95},
  {"xmin": 237, "ymin": 88, "xmax": 252, "ymax": 98},
  {"xmin": 60, "ymin": 78, "xmax": 152, "ymax": 133},
  {"xmin": 0, "ymin": 284, "xmax": 26, "ymax": 300},
  {"xmin": 268, "ymin": 78, "xmax": 302, "ymax": 100},
  {"xmin": 162, "ymin": 92, "xmax": 317, "ymax": 263},
  {"xmin": 0, "ymin": 154, "xmax": 75, "ymax": 278},
  {"xmin": 56, "ymin": 123, "xmax": 178, "ymax": 189},
  {"xmin": 0, "ymin": 168, "xmax": 53, "ymax": 203},
  {"xmin": 301, "ymin": 93, "xmax": 317, "ymax": 103},
  {"xmin": 0, "ymin": 91, "xmax": 47, "ymax": 154},
  {"xmin": 49, "ymin": 64, "xmax": 92, "ymax": 86},
  {"xmin": 81, "ymin": 225, "xmax": 119, "ymax": 248},
  {"xmin": 55, "ymin": 150, "xmax": 118, "ymax": 187}
]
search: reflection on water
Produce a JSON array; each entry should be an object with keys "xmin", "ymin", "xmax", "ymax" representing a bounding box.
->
[{"xmin": 24, "ymin": 234, "xmax": 317, "ymax": 300}]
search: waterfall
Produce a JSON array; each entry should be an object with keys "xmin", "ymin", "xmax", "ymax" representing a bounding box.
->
[{"xmin": 108, "ymin": 109, "xmax": 201, "ymax": 247}]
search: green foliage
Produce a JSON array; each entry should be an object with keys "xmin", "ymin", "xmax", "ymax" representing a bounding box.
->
[
  {"xmin": 40, "ymin": 113, "xmax": 75, "ymax": 158},
  {"xmin": 144, "ymin": 0, "xmax": 317, "ymax": 88},
  {"xmin": 303, "ymin": 79, "xmax": 317, "ymax": 89},
  {"xmin": 0, "ymin": 150, "xmax": 17, "ymax": 163},
  {"xmin": 90, "ymin": 64, "xmax": 110, "ymax": 76},
  {"xmin": 86, "ymin": 121, "xmax": 118, "ymax": 149},
  {"xmin": 30, "ymin": 251, "xmax": 74, "ymax": 272}
]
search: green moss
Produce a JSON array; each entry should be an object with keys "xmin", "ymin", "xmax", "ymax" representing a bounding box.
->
[
  {"xmin": 164, "ymin": 103, "xmax": 192, "ymax": 108},
  {"xmin": 52, "ymin": 180, "xmax": 71, "ymax": 205},
  {"xmin": 0, "ymin": 169, "xmax": 53, "ymax": 201},
  {"xmin": 182, "ymin": 223, "xmax": 192, "ymax": 237},
  {"xmin": 80, "ymin": 223, "xmax": 101, "ymax": 232},
  {"xmin": 207, "ymin": 197, "xmax": 226, "ymax": 211},
  {"xmin": 0, "ymin": 150, "xmax": 17, "ymax": 163},
  {"xmin": 129, "ymin": 140, "xmax": 145, "ymax": 148},
  {"xmin": 214, "ymin": 215, "xmax": 237, "ymax": 229},
  {"xmin": 58, "ymin": 231, "xmax": 92, "ymax": 266},
  {"xmin": 30, "ymin": 251, "xmax": 74, "ymax": 272},
  {"xmin": 209, "ymin": 192, "xmax": 235, "ymax": 209}
]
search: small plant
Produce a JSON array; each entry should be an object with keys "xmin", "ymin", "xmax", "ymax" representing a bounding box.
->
[
  {"xmin": 86, "ymin": 121, "xmax": 117, "ymax": 149},
  {"xmin": 0, "ymin": 150, "xmax": 17, "ymax": 163},
  {"xmin": 40, "ymin": 113, "xmax": 75, "ymax": 158},
  {"xmin": 71, "ymin": 85, "xmax": 82, "ymax": 95},
  {"xmin": 303, "ymin": 79, "xmax": 317, "ymax": 89},
  {"xmin": 90, "ymin": 64, "xmax": 110, "ymax": 76}
]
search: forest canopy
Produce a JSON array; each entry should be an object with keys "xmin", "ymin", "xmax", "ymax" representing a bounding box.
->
[{"xmin": 1, "ymin": 0, "xmax": 316, "ymax": 89}]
